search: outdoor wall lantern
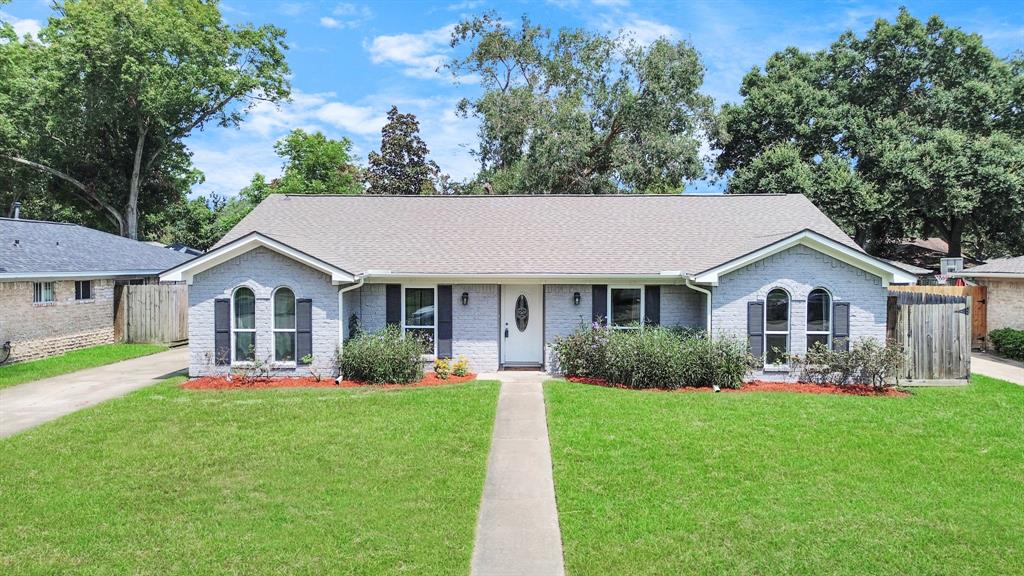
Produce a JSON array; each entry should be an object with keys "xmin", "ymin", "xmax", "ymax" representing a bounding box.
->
[
  {"xmin": 462, "ymin": 292, "xmax": 470, "ymax": 306},
  {"xmin": 573, "ymin": 292, "xmax": 581, "ymax": 306}
]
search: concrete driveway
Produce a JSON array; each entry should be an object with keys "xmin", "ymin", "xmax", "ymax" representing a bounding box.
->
[
  {"xmin": 0, "ymin": 346, "xmax": 188, "ymax": 438},
  {"xmin": 972, "ymin": 352, "xmax": 1024, "ymax": 386}
]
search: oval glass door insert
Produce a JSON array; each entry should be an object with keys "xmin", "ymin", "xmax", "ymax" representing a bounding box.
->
[{"xmin": 515, "ymin": 294, "xmax": 529, "ymax": 331}]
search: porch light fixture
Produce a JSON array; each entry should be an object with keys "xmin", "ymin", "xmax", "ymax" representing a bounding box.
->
[
  {"xmin": 462, "ymin": 292, "xmax": 469, "ymax": 306},
  {"xmin": 573, "ymin": 292, "xmax": 581, "ymax": 306}
]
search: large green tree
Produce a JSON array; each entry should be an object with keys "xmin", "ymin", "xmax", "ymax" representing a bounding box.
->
[
  {"xmin": 714, "ymin": 9, "xmax": 1024, "ymax": 257},
  {"xmin": 0, "ymin": 0, "xmax": 290, "ymax": 239},
  {"xmin": 366, "ymin": 106, "xmax": 440, "ymax": 195},
  {"xmin": 448, "ymin": 13, "xmax": 713, "ymax": 194}
]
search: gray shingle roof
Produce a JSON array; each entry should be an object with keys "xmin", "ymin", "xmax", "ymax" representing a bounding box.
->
[
  {"xmin": 961, "ymin": 255, "xmax": 1024, "ymax": 275},
  {"xmin": 0, "ymin": 218, "xmax": 194, "ymax": 276},
  {"xmin": 215, "ymin": 194, "xmax": 863, "ymax": 276}
]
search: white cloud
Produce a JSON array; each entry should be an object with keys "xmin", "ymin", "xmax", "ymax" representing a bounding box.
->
[
  {"xmin": 619, "ymin": 17, "xmax": 680, "ymax": 45},
  {"xmin": 0, "ymin": 11, "xmax": 41, "ymax": 39},
  {"xmin": 365, "ymin": 25, "xmax": 457, "ymax": 81},
  {"xmin": 446, "ymin": 0, "xmax": 483, "ymax": 10},
  {"xmin": 319, "ymin": 3, "xmax": 373, "ymax": 29},
  {"xmin": 316, "ymin": 103, "xmax": 386, "ymax": 135},
  {"xmin": 592, "ymin": 0, "xmax": 630, "ymax": 7}
]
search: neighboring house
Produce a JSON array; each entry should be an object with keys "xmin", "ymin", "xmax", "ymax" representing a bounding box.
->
[
  {"xmin": 0, "ymin": 218, "xmax": 195, "ymax": 363},
  {"xmin": 161, "ymin": 194, "xmax": 917, "ymax": 380},
  {"xmin": 955, "ymin": 256, "xmax": 1024, "ymax": 332}
]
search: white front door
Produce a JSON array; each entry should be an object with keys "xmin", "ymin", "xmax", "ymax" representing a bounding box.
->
[{"xmin": 501, "ymin": 284, "xmax": 544, "ymax": 366}]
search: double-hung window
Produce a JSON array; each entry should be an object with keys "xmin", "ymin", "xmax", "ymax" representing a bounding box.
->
[
  {"xmin": 764, "ymin": 288, "xmax": 790, "ymax": 365},
  {"xmin": 33, "ymin": 282, "xmax": 55, "ymax": 304},
  {"xmin": 232, "ymin": 287, "xmax": 256, "ymax": 363},
  {"xmin": 806, "ymin": 289, "xmax": 831, "ymax": 351},
  {"xmin": 609, "ymin": 287, "xmax": 644, "ymax": 329},
  {"xmin": 403, "ymin": 287, "xmax": 436, "ymax": 353},
  {"xmin": 75, "ymin": 280, "xmax": 92, "ymax": 300},
  {"xmin": 273, "ymin": 287, "xmax": 296, "ymax": 363}
]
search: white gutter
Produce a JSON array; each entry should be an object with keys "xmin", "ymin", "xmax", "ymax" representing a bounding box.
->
[
  {"xmin": 337, "ymin": 276, "xmax": 365, "ymax": 352},
  {"xmin": 0, "ymin": 270, "xmax": 163, "ymax": 281},
  {"xmin": 684, "ymin": 276, "xmax": 713, "ymax": 339}
]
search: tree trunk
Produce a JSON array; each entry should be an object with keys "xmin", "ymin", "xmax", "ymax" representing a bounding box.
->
[
  {"xmin": 947, "ymin": 218, "xmax": 964, "ymax": 257},
  {"xmin": 126, "ymin": 123, "xmax": 148, "ymax": 240}
]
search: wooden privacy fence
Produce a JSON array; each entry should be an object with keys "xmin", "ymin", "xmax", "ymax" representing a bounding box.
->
[
  {"xmin": 115, "ymin": 284, "xmax": 188, "ymax": 344},
  {"xmin": 888, "ymin": 285, "xmax": 987, "ymax": 349},
  {"xmin": 889, "ymin": 292, "xmax": 971, "ymax": 382}
]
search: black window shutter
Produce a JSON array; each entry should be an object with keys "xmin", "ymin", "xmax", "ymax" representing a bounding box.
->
[
  {"xmin": 385, "ymin": 284, "xmax": 402, "ymax": 327},
  {"xmin": 214, "ymin": 298, "xmax": 230, "ymax": 365},
  {"xmin": 296, "ymin": 298, "xmax": 313, "ymax": 363},
  {"xmin": 645, "ymin": 285, "xmax": 661, "ymax": 326},
  {"xmin": 832, "ymin": 302, "xmax": 850, "ymax": 351},
  {"xmin": 592, "ymin": 285, "xmax": 607, "ymax": 325},
  {"xmin": 437, "ymin": 285, "xmax": 453, "ymax": 358},
  {"xmin": 747, "ymin": 300, "xmax": 765, "ymax": 360}
]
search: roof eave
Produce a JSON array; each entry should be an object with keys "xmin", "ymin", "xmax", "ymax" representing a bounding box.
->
[
  {"xmin": 159, "ymin": 231, "xmax": 355, "ymax": 285},
  {"xmin": 692, "ymin": 229, "xmax": 918, "ymax": 287},
  {"xmin": 0, "ymin": 270, "xmax": 166, "ymax": 281}
]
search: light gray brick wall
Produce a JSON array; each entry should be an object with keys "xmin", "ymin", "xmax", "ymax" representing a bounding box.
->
[
  {"xmin": 711, "ymin": 244, "xmax": 888, "ymax": 380},
  {"xmin": 977, "ymin": 278, "xmax": 1024, "ymax": 332},
  {"xmin": 661, "ymin": 285, "xmax": 705, "ymax": 330},
  {"xmin": 342, "ymin": 283, "xmax": 386, "ymax": 339},
  {"xmin": 0, "ymin": 279, "xmax": 115, "ymax": 362},
  {"xmin": 188, "ymin": 247, "xmax": 339, "ymax": 377},
  {"xmin": 452, "ymin": 284, "xmax": 499, "ymax": 372},
  {"xmin": 544, "ymin": 284, "xmax": 592, "ymax": 370}
]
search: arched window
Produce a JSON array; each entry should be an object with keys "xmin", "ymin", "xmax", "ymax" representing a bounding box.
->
[
  {"xmin": 273, "ymin": 287, "xmax": 296, "ymax": 363},
  {"xmin": 232, "ymin": 287, "xmax": 256, "ymax": 362},
  {"xmin": 764, "ymin": 288, "xmax": 790, "ymax": 365},
  {"xmin": 807, "ymin": 288, "xmax": 831, "ymax": 351}
]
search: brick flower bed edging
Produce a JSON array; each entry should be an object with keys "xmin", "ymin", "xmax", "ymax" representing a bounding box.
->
[
  {"xmin": 182, "ymin": 372, "xmax": 478, "ymax": 390},
  {"xmin": 565, "ymin": 377, "xmax": 908, "ymax": 397}
]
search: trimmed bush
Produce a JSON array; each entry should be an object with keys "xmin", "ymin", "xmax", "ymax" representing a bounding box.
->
[
  {"xmin": 989, "ymin": 328, "xmax": 1024, "ymax": 361},
  {"xmin": 792, "ymin": 338, "xmax": 903, "ymax": 389},
  {"xmin": 604, "ymin": 327, "xmax": 689, "ymax": 389},
  {"xmin": 552, "ymin": 324, "xmax": 753, "ymax": 390},
  {"xmin": 337, "ymin": 325, "xmax": 425, "ymax": 384},
  {"xmin": 679, "ymin": 336, "xmax": 751, "ymax": 389}
]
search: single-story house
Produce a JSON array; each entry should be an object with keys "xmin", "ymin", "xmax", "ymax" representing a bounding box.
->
[
  {"xmin": 161, "ymin": 194, "xmax": 917, "ymax": 379},
  {"xmin": 0, "ymin": 217, "xmax": 194, "ymax": 363},
  {"xmin": 954, "ymin": 256, "xmax": 1024, "ymax": 332}
]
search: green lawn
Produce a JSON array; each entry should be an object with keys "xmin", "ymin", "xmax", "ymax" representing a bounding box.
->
[
  {"xmin": 0, "ymin": 377, "xmax": 500, "ymax": 575},
  {"xmin": 0, "ymin": 343, "xmax": 168, "ymax": 389},
  {"xmin": 545, "ymin": 376, "xmax": 1024, "ymax": 576}
]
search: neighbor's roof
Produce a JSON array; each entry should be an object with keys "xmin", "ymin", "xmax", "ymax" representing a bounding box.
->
[
  {"xmin": 955, "ymin": 255, "xmax": 1024, "ymax": 277},
  {"xmin": 0, "ymin": 218, "xmax": 194, "ymax": 279},
  {"xmin": 213, "ymin": 194, "xmax": 865, "ymax": 276}
]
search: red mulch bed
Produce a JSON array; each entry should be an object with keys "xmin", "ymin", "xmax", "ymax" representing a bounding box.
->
[
  {"xmin": 182, "ymin": 372, "xmax": 478, "ymax": 390},
  {"xmin": 565, "ymin": 376, "xmax": 907, "ymax": 397}
]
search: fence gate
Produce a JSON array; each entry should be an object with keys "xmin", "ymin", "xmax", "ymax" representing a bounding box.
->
[
  {"xmin": 892, "ymin": 293, "xmax": 971, "ymax": 381},
  {"xmin": 116, "ymin": 284, "xmax": 189, "ymax": 344},
  {"xmin": 888, "ymin": 285, "xmax": 987, "ymax": 349}
]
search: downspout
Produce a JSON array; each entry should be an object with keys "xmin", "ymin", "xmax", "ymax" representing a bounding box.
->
[
  {"xmin": 336, "ymin": 276, "xmax": 365, "ymax": 383},
  {"xmin": 684, "ymin": 275, "xmax": 712, "ymax": 339}
]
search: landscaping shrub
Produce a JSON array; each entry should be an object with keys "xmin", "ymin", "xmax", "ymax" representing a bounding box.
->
[
  {"xmin": 552, "ymin": 324, "xmax": 753, "ymax": 390},
  {"xmin": 604, "ymin": 326, "xmax": 689, "ymax": 389},
  {"xmin": 452, "ymin": 356, "xmax": 470, "ymax": 377},
  {"xmin": 337, "ymin": 325, "xmax": 425, "ymax": 384},
  {"xmin": 989, "ymin": 328, "xmax": 1024, "ymax": 361},
  {"xmin": 551, "ymin": 323, "xmax": 611, "ymax": 378},
  {"xmin": 433, "ymin": 357, "xmax": 451, "ymax": 380},
  {"xmin": 792, "ymin": 338, "xmax": 903, "ymax": 389},
  {"xmin": 678, "ymin": 335, "xmax": 751, "ymax": 389}
]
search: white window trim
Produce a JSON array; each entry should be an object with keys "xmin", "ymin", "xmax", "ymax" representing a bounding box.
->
[
  {"xmin": 401, "ymin": 284, "xmax": 437, "ymax": 356},
  {"xmin": 231, "ymin": 286, "xmax": 257, "ymax": 365},
  {"xmin": 33, "ymin": 281, "xmax": 56, "ymax": 305},
  {"xmin": 764, "ymin": 288, "xmax": 790, "ymax": 368},
  {"xmin": 272, "ymin": 286, "xmax": 297, "ymax": 366},
  {"xmin": 608, "ymin": 286, "xmax": 645, "ymax": 329},
  {"xmin": 806, "ymin": 288, "xmax": 832, "ymax": 351}
]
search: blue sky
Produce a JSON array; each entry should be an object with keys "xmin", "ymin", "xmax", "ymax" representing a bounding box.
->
[{"xmin": 3, "ymin": 0, "xmax": 1022, "ymax": 196}]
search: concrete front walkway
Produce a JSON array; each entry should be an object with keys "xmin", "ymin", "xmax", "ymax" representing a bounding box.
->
[
  {"xmin": 972, "ymin": 352, "xmax": 1024, "ymax": 385},
  {"xmin": 0, "ymin": 346, "xmax": 188, "ymax": 438},
  {"xmin": 471, "ymin": 372, "xmax": 565, "ymax": 576}
]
